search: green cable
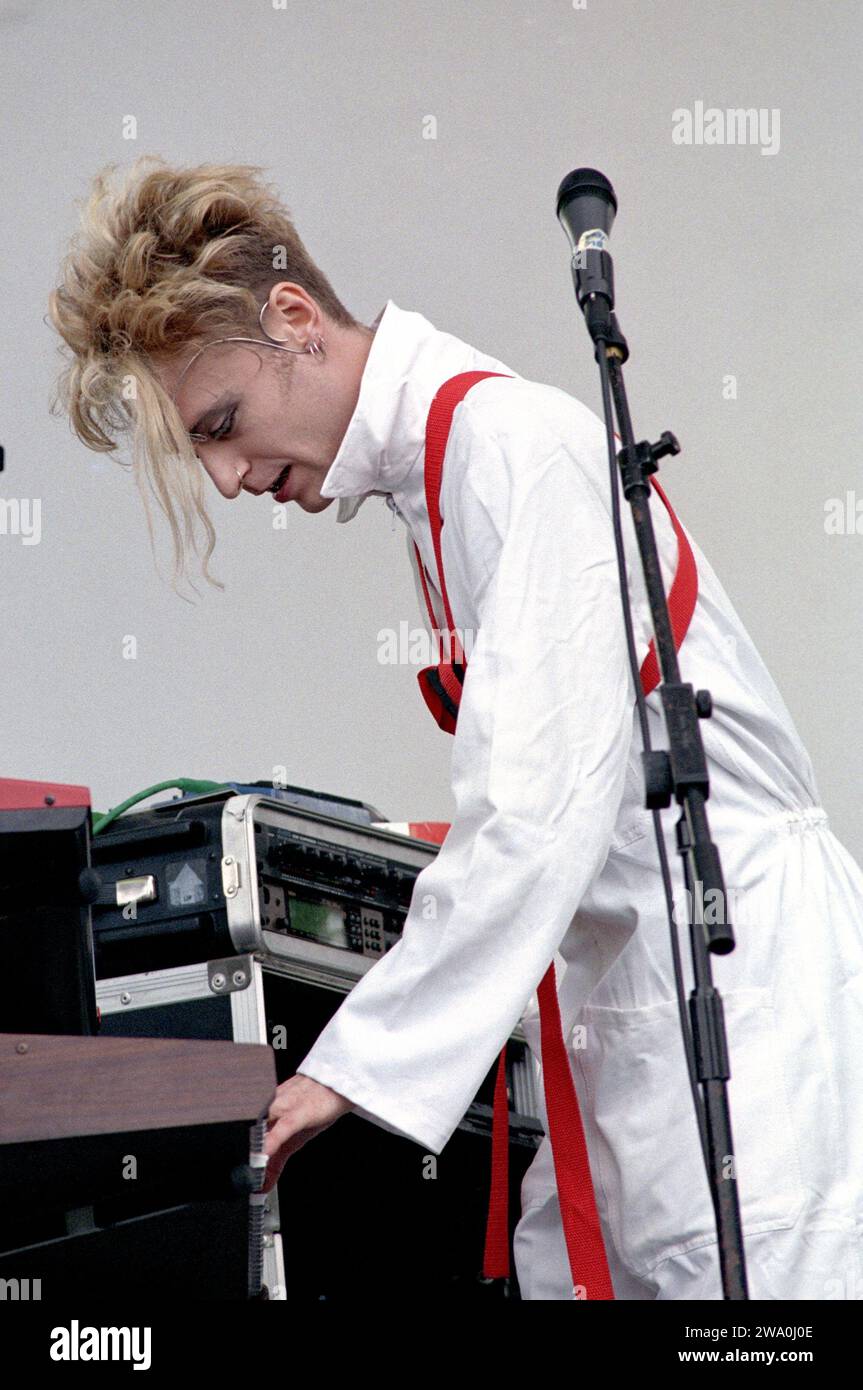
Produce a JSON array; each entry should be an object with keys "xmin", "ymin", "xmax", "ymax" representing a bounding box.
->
[{"xmin": 91, "ymin": 778, "xmax": 233, "ymax": 835}]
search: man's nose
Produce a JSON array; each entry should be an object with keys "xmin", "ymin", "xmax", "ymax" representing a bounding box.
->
[{"xmin": 197, "ymin": 449, "xmax": 251, "ymax": 498}]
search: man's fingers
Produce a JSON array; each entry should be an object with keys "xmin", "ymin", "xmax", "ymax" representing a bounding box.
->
[
  {"xmin": 260, "ymin": 1153, "xmax": 286, "ymax": 1195},
  {"xmin": 259, "ymin": 1118, "xmax": 303, "ymax": 1195},
  {"xmin": 266, "ymin": 1077, "xmax": 317, "ymax": 1132},
  {"xmin": 264, "ymin": 1113, "xmax": 304, "ymax": 1157},
  {"xmin": 260, "ymin": 1114, "xmax": 320, "ymax": 1191},
  {"xmin": 259, "ymin": 1075, "xmax": 353, "ymax": 1193}
]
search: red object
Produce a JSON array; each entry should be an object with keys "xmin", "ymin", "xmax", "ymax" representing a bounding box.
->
[
  {"xmin": 0, "ymin": 777, "xmax": 91, "ymax": 811},
  {"xmin": 405, "ymin": 821, "xmax": 450, "ymax": 845},
  {"xmin": 413, "ymin": 371, "xmax": 699, "ymax": 1298}
]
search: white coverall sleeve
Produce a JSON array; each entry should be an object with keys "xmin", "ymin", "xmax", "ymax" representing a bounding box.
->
[{"xmin": 297, "ymin": 427, "xmax": 636, "ymax": 1154}]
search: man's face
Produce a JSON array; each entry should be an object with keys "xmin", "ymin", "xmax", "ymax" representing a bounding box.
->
[{"xmin": 154, "ymin": 288, "xmax": 370, "ymax": 512}]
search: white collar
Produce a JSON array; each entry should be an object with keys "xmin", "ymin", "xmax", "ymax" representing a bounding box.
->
[{"xmin": 319, "ymin": 299, "xmax": 515, "ymax": 523}]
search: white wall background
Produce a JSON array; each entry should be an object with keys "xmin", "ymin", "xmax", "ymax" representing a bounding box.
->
[{"xmin": 2, "ymin": 0, "xmax": 861, "ymax": 863}]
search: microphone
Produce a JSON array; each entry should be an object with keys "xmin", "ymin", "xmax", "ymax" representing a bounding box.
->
[{"xmin": 556, "ymin": 168, "xmax": 617, "ymax": 336}]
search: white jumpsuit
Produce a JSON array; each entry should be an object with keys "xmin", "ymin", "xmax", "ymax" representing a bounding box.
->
[{"xmin": 297, "ymin": 299, "xmax": 863, "ymax": 1300}]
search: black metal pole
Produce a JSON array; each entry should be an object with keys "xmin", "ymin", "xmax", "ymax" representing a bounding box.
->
[{"xmin": 576, "ymin": 277, "xmax": 749, "ymax": 1299}]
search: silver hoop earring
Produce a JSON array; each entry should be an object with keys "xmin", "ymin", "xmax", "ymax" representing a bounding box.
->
[
  {"xmin": 258, "ymin": 303, "xmax": 325, "ymax": 358},
  {"xmin": 170, "ymin": 307, "xmax": 327, "ymax": 414}
]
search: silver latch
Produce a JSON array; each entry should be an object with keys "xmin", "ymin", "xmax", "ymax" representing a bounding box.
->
[
  {"xmin": 221, "ymin": 855, "xmax": 241, "ymax": 897},
  {"xmin": 115, "ymin": 875, "xmax": 157, "ymax": 907}
]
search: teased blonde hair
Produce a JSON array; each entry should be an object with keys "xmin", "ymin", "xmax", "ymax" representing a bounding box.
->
[{"xmin": 47, "ymin": 155, "xmax": 360, "ymax": 596}]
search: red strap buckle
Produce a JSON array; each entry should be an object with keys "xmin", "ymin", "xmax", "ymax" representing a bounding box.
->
[{"xmin": 416, "ymin": 661, "xmax": 465, "ymax": 735}]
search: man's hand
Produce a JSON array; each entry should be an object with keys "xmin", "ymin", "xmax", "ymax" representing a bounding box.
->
[{"xmin": 261, "ymin": 1073, "xmax": 355, "ymax": 1193}]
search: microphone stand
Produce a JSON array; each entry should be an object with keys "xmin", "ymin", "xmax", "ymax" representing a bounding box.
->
[{"xmin": 567, "ymin": 234, "xmax": 749, "ymax": 1300}]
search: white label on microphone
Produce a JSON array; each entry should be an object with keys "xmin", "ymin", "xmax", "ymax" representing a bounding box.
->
[{"xmin": 577, "ymin": 228, "xmax": 608, "ymax": 252}]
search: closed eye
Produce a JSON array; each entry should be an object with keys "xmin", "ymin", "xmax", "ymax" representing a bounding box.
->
[
  {"xmin": 211, "ymin": 408, "xmax": 237, "ymax": 441},
  {"xmin": 189, "ymin": 407, "xmax": 237, "ymax": 445}
]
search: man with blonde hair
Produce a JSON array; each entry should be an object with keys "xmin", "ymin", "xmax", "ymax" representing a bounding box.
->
[{"xmin": 49, "ymin": 156, "xmax": 863, "ymax": 1301}]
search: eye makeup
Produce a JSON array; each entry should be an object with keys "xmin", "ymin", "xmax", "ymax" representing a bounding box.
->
[
  {"xmin": 189, "ymin": 412, "xmax": 238, "ymax": 448},
  {"xmin": 187, "ymin": 392, "xmax": 239, "ymax": 442}
]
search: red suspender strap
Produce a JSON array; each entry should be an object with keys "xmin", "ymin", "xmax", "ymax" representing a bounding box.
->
[
  {"xmin": 415, "ymin": 371, "xmax": 513, "ymax": 730},
  {"xmin": 414, "ymin": 371, "xmax": 698, "ymax": 1297},
  {"xmin": 634, "ymin": 475, "xmax": 698, "ymax": 697}
]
